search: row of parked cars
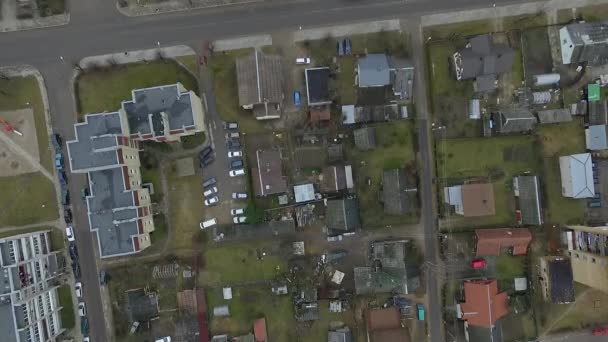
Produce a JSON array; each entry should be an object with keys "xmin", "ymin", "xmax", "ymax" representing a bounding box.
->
[{"xmin": 52, "ymin": 133, "xmax": 91, "ymax": 341}]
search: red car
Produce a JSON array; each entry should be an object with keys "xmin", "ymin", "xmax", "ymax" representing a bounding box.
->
[
  {"xmin": 199, "ymin": 55, "xmax": 207, "ymax": 66},
  {"xmin": 592, "ymin": 327, "xmax": 608, "ymax": 336},
  {"xmin": 471, "ymin": 259, "xmax": 487, "ymax": 269}
]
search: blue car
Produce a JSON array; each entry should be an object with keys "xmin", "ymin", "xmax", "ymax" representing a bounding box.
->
[
  {"xmin": 337, "ymin": 40, "xmax": 344, "ymax": 56},
  {"xmin": 294, "ymin": 91, "xmax": 301, "ymax": 106},
  {"xmin": 344, "ymin": 38, "xmax": 352, "ymax": 55},
  {"xmin": 55, "ymin": 153, "xmax": 64, "ymax": 170}
]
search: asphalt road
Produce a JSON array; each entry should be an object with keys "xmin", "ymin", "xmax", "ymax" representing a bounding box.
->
[{"xmin": 0, "ymin": 0, "xmax": 545, "ymax": 340}]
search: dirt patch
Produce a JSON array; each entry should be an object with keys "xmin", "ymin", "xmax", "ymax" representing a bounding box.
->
[
  {"xmin": 0, "ymin": 108, "xmax": 40, "ymax": 176},
  {"xmin": 175, "ymin": 157, "xmax": 195, "ymax": 177}
]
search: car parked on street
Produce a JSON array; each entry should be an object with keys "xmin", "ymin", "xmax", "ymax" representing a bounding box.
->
[
  {"xmin": 65, "ymin": 226, "xmax": 75, "ymax": 242},
  {"xmin": 61, "ymin": 189, "xmax": 70, "ymax": 205},
  {"xmin": 233, "ymin": 216, "xmax": 247, "ymax": 224},
  {"xmin": 294, "ymin": 91, "xmax": 301, "ymax": 106},
  {"xmin": 58, "ymin": 170, "xmax": 68, "ymax": 185},
  {"xmin": 200, "ymin": 155, "xmax": 215, "ymax": 168},
  {"xmin": 204, "ymin": 196, "xmax": 219, "ymax": 207},
  {"xmin": 228, "ymin": 139, "xmax": 241, "ymax": 150},
  {"xmin": 230, "ymin": 208, "xmax": 245, "ymax": 216},
  {"xmin": 64, "ymin": 209, "xmax": 72, "ymax": 224},
  {"xmin": 229, "ymin": 169, "xmax": 245, "ymax": 177},
  {"xmin": 592, "ymin": 327, "xmax": 608, "ymax": 336},
  {"xmin": 55, "ymin": 153, "xmax": 64, "ymax": 170},
  {"xmin": 78, "ymin": 302, "xmax": 86, "ymax": 317},
  {"xmin": 344, "ymin": 38, "xmax": 352, "ymax": 55},
  {"xmin": 228, "ymin": 150, "xmax": 243, "ymax": 158},
  {"xmin": 226, "ymin": 132, "xmax": 240, "ymax": 139},
  {"xmin": 199, "ymin": 146, "xmax": 213, "ymax": 160},
  {"xmin": 203, "ymin": 187, "xmax": 218, "ymax": 197},
  {"xmin": 230, "ymin": 159, "xmax": 244, "ymax": 170},
  {"xmin": 72, "ymin": 262, "xmax": 81, "ymax": 279},
  {"xmin": 224, "ymin": 122, "xmax": 239, "ymax": 130},
  {"xmin": 202, "ymin": 177, "xmax": 217, "ymax": 189},
  {"xmin": 51, "ymin": 133, "xmax": 62, "ymax": 151},
  {"xmin": 232, "ymin": 192, "xmax": 248, "ymax": 200},
  {"xmin": 75, "ymin": 282, "xmax": 83, "ymax": 298}
]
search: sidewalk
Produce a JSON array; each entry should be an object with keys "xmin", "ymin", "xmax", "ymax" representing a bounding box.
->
[
  {"xmin": 79, "ymin": 45, "xmax": 195, "ymax": 68},
  {"xmin": 116, "ymin": 0, "xmax": 263, "ymax": 17}
]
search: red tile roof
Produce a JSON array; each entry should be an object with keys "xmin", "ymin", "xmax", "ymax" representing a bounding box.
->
[
  {"xmin": 475, "ymin": 228, "xmax": 532, "ymax": 256},
  {"xmin": 310, "ymin": 107, "xmax": 331, "ymax": 122},
  {"xmin": 460, "ymin": 279, "xmax": 509, "ymax": 327},
  {"xmin": 254, "ymin": 318, "xmax": 267, "ymax": 342}
]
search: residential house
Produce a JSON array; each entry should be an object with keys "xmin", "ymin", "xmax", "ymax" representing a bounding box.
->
[
  {"xmin": 357, "ymin": 54, "xmax": 415, "ymax": 100},
  {"xmin": 475, "ymin": 228, "xmax": 532, "ymax": 257},
  {"xmin": 559, "ymin": 21, "xmax": 608, "ymax": 65},
  {"xmin": 513, "ymin": 175, "xmax": 543, "ymax": 225},
  {"xmin": 252, "ymin": 149, "xmax": 288, "ymax": 197},
  {"xmin": 67, "ymin": 112, "xmax": 155, "ymax": 258},
  {"xmin": 491, "ymin": 108, "xmax": 537, "ymax": 134},
  {"xmin": 353, "ymin": 127, "xmax": 376, "ymax": 151},
  {"xmin": 365, "ymin": 307, "xmax": 411, "ymax": 342},
  {"xmin": 457, "ymin": 279, "xmax": 508, "ymax": 342},
  {"xmin": 321, "ymin": 165, "xmax": 353, "ymax": 193},
  {"xmin": 354, "ymin": 240, "xmax": 420, "ymax": 295},
  {"xmin": 382, "ymin": 168, "xmax": 418, "ymax": 215},
  {"xmin": 586, "ymin": 125, "xmax": 608, "ymax": 150},
  {"xmin": 236, "ymin": 50, "xmax": 284, "ymax": 120},
  {"xmin": 253, "ymin": 318, "xmax": 267, "ymax": 342},
  {"xmin": 559, "ymin": 153, "xmax": 595, "ymax": 198},
  {"xmin": 388, "ymin": 57, "xmax": 415, "ymax": 101},
  {"xmin": 326, "ymin": 198, "xmax": 360, "ymax": 232},
  {"xmin": 305, "ymin": 67, "xmax": 332, "ymax": 106},
  {"xmin": 120, "ymin": 83, "xmax": 206, "ymax": 142},
  {"xmin": 564, "ymin": 225, "xmax": 608, "ymax": 292},
  {"xmin": 537, "ymin": 109, "xmax": 572, "ymax": 124},
  {"xmin": 451, "ymin": 34, "xmax": 515, "ymax": 92},
  {"xmin": 589, "ymin": 100, "xmax": 608, "ymax": 125},
  {"xmin": 539, "ymin": 256, "xmax": 575, "ymax": 304},
  {"xmin": 328, "ymin": 327, "xmax": 353, "ymax": 342},
  {"xmin": 126, "ymin": 288, "xmax": 159, "ymax": 322},
  {"xmin": 0, "ymin": 231, "xmax": 65, "ymax": 342},
  {"xmin": 444, "ymin": 183, "xmax": 496, "ymax": 217}
]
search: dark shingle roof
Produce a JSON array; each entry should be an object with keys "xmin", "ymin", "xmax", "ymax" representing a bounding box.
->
[
  {"xmin": 353, "ymin": 127, "xmax": 376, "ymax": 151},
  {"xmin": 547, "ymin": 257, "xmax": 575, "ymax": 304},
  {"xmin": 514, "ymin": 175, "xmax": 543, "ymax": 225},
  {"xmin": 305, "ymin": 67, "xmax": 331, "ymax": 105},
  {"xmin": 383, "ymin": 169, "xmax": 417, "ymax": 215},
  {"xmin": 326, "ymin": 198, "xmax": 360, "ymax": 231},
  {"xmin": 252, "ymin": 149, "xmax": 288, "ymax": 196}
]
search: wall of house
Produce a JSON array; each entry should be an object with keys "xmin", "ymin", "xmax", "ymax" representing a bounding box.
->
[{"xmin": 567, "ymin": 249, "xmax": 608, "ymax": 292}]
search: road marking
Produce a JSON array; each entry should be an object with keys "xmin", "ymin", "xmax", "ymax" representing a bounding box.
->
[{"xmin": 202, "ymin": 93, "xmax": 208, "ymax": 112}]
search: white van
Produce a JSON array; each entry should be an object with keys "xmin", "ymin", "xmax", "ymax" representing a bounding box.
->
[
  {"xmin": 229, "ymin": 169, "xmax": 245, "ymax": 177},
  {"xmin": 200, "ymin": 218, "xmax": 217, "ymax": 229},
  {"xmin": 296, "ymin": 57, "xmax": 311, "ymax": 65}
]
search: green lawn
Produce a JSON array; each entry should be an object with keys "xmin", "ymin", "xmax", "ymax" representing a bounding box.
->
[
  {"xmin": 502, "ymin": 13, "xmax": 547, "ymax": 30},
  {"xmin": 36, "ymin": 0, "xmax": 66, "ymax": 16},
  {"xmin": 77, "ymin": 60, "xmax": 198, "ymax": 117},
  {"xmin": 300, "ymin": 300, "xmax": 362, "ymax": 342},
  {"xmin": 347, "ymin": 122, "xmax": 418, "ymax": 227},
  {"xmin": 496, "ymin": 255, "xmax": 526, "ymax": 280},
  {"xmin": 208, "ymin": 49, "xmax": 268, "ymax": 134},
  {"xmin": 50, "ymin": 227, "xmax": 65, "ymax": 251},
  {"xmin": 206, "ymin": 286, "xmax": 295, "ymax": 340},
  {"xmin": 141, "ymin": 167, "xmax": 162, "ymax": 202},
  {"xmin": 57, "ymin": 285, "xmax": 75, "ymax": 329},
  {"xmin": 174, "ymin": 55, "xmax": 199, "ymax": 76},
  {"xmin": 167, "ymin": 166, "xmax": 204, "ymax": 251},
  {"xmin": 425, "ymin": 20, "xmax": 493, "ymax": 40},
  {"xmin": 536, "ymin": 120, "xmax": 586, "ymax": 224},
  {"xmin": 180, "ymin": 131, "xmax": 206, "ymax": 150},
  {"xmin": 437, "ymin": 136, "xmax": 541, "ymax": 229},
  {"xmin": 337, "ymin": 56, "xmax": 356, "ymax": 104},
  {"xmin": 511, "ymin": 49, "xmax": 524, "ymax": 88},
  {"xmin": 199, "ymin": 242, "xmax": 287, "ymax": 286}
]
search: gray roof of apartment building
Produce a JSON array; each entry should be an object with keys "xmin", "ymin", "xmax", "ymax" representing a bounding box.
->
[
  {"xmin": 457, "ymin": 34, "xmax": 514, "ymax": 80},
  {"xmin": 358, "ymin": 54, "xmax": 391, "ymax": 87},
  {"xmin": 67, "ymin": 112, "xmax": 122, "ymax": 171},
  {"xmin": 514, "ymin": 175, "xmax": 543, "ymax": 225},
  {"xmin": 547, "ymin": 257, "xmax": 575, "ymax": 304},
  {"xmin": 353, "ymin": 127, "xmax": 376, "ymax": 151},
  {"xmin": 236, "ymin": 50, "xmax": 284, "ymax": 106},
  {"xmin": 537, "ymin": 108, "xmax": 573, "ymax": 124},
  {"xmin": 305, "ymin": 67, "xmax": 331, "ymax": 105},
  {"xmin": 586, "ymin": 125, "xmax": 608, "ymax": 150},
  {"xmin": 496, "ymin": 108, "xmax": 537, "ymax": 133},
  {"xmin": 87, "ymin": 168, "xmax": 140, "ymax": 257},
  {"xmin": 383, "ymin": 169, "xmax": 417, "ymax": 215},
  {"xmin": 122, "ymin": 84, "xmax": 195, "ymax": 137},
  {"xmin": 326, "ymin": 198, "xmax": 361, "ymax": 231},
  {"xmin": 0, "ymin": 303, "xmax": 17, "ymax": 342}
]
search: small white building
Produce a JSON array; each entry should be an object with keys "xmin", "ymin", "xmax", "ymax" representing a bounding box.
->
[{"xmin": 559, "ymin": 153, "xmax": 595, "ymax": 198}]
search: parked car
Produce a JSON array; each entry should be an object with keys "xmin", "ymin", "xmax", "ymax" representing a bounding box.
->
[
  {"xmin": 99, "ymin": 270, "xmax": 107, "ymax": 285},
  {"xmin": 200, "ymin": 218, "xmax": 217, "ymax": 229},
  {"xmin": 228, "ymin": 150, "xmax": 243, "ymax": 158},
  {"xmin": 294, "ymin": 91, "xmax": 301, "ymax": 106},
  {"xmin": 55, "ymin": 153, "xmax": 64, "ymax": 170},
  {"xmin": 592, "ymin": 327, "xmax": 608, "ymax": 336},
  {"xmin": 232, "ymin": 192, "xmax": 248, "ymax": 200},
  {"xmin": 202, "ymin": 177, "xmax": 217, "ymax": 189},
  {"xmin": 327, "ymin": 235, "xmax": 343, "ymax": 242},
  {"xmin": 61, "ymin": 189, "xmax": 70, "ymax": 206},
  {"xmin": 337, "ymin": 40, "xmax": 344, "ymax": 56},
  {"xmin": 81, "ymin": 317, "xmax": 89, "ymax": 336},
  {"xmin": 226, "ymin": 132, "xmax": 240, "ymax": 139},
  {"xmin": 83, "ymin": 337, "xmax": 90, "ymax": 342},
  {"xmin": 204, "ymin": 196, "xmax": 219, "ymax": 207},
  {"xmin": 228, "ymin": 139, "xmax": 241, "ymax": 150},
  {"xmin": 78, "ymin": 302, "xmax": 87, "ymax": 317},
  {"xmin": 69, "ymin": 243, "xmax": 79, "ymax": 260},
  {"xmin": 233, "ymin": 216, "xmax": 247, "ymax": 224},
  {"xmin": 200, "ymin": 155, "xmax": 215, "ymax": 168},
  {"xmin": 471, "ymin": 258, "xmax": 487, "ymax": 269},
  {"xmin": 199, "ymin": 146, "xmax": 213, "ymax": 160},
  {"xmin": 203, "ymin": 187, "xmax": 218, "ymax": 197},
  {"xmin": 230, "ymin": 159, "xmax": 244, "ymax": 170},
  {"xmin": 344, "ymin": 38, "xmax": 352, "ymax": 55},
  {"xmin": 75, "ymin": 282, "xmax": 83, "ymax": 298},
  {"xmin": 224, "ymin": 122, "xmax": 239, "ymax": 130},
  {"xmin": 229, "ymin": 169, "xmax": 245, "ymax": 177},
  {"xmin": 65, "ymin": 226, "xmax": 75, "ymax": 242},
  {"xmin": 72, "ymin": 262, "xmax": 81, "ymax": 279},
  {"xmin": 64, "ymin": 209, "xmax": 72, "ymax": 224},
  {"xmin": 295, "ymin": 57, "xmax": 311, "ymax": 65},
  {"xmin": 588, "ymin": 201, "xmax": 602, "ymax": 208},
  {"xmin": 58, "ymin": 170, "xmax": 68, "ymax": 185},
  {"xmin": 130, "ymin": 321, "xmax": 140, "ymax": 334},
  {"xmin": 230, "ymin": 208, "xmax": 245, "ymax": 216},
  {"xmin": 51, "ymin": 133, "xmax": 62, "ymax": 151}
]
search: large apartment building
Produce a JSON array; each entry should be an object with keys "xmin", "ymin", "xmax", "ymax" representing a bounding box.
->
[
  {"xmin": 0, "ymin": 230, "xmax": 65, "ymax": 342},
  {"xmin": 67, "ymin": 83, "xmax": 205, "ymax": 258},
  {"xmin": 563, "ymin": 225, "xmax": 608, "ymax": 292}
]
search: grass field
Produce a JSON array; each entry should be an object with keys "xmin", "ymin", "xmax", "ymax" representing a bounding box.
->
[
  {"xmin": 167, "ymin": 165, "xmax": 205, "ymax": 252},
  {"xmin": 208, "ymin": 49, "xmax": 268, "ymax": 134},
  {"xmin": 337, "ymin": 56, "xmax": 356, "ymax": 104},
  {"xmin": 495, "ymin": 255, "xmax": 526, "ymax": 280},
  {"xmin": 57, "ymin": 284, "xmax": 75, "ymax": 329},
  {"xmin": 425, "ymin": 20, "xmax": 493, "ymax": 40},
  {"xmin": 347, "ymin": 121, "xmax": 418, "ymax": 227},
  {"xmin": 437, "ymin": 136, "xmax": 541, "ymax": 228},
  {"xmin": 77, "ymin": 60, "xmax": 198, "ymax": 117},
  {"xmin": 199, "ymin": 241, "xmax": 288, "ymax": 286},
  {"xmin": 174, "ymin": 55, "xmax": 198, "ymax": 76},
  {"xmin": 0, "ymin": 76, "xmax": 58, "ymax": 228},
  {"xmin": 536, "ymin": 120, "xmax": 586, "ymax": 224}
]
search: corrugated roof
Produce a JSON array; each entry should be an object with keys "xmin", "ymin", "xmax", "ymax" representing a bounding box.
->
[
  {"xmin": 252, "ymin": 149, "xmax": 287, "ymax": 196},
  {"xmin": 475, "ymin": 228, "xmax": 532, "ymax": 256},
  {"xmin": 586, "ymin": 125, "xmax": 608, "ymax": 150},
  {"xmin": 358, "ymin": 54, "xmax": 390, "ymax": 87},
  {"xmin": 514, "ymin": 175, "xmax": 543, "ymax": 225}
]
